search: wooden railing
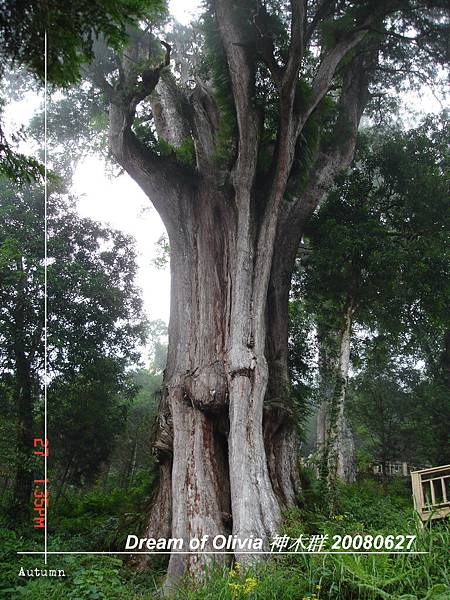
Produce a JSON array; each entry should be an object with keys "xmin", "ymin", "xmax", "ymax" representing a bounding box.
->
[{"xmin": 411, "ymin": 464, "xmax": 450, "ymax": 523}]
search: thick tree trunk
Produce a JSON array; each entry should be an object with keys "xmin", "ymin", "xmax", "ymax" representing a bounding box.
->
[
  {"xmin": 135, "ymin": 180, "xmax": 291, "ymax": 585},
  {"xmin": 161, "ymin": 185, "xmax": 233, "ymax": 582},
  {"xmin": 263, "ymin": 407, "xmax": 302, "ymax": 505},
  {"xmin": 265, "ymin": 238, "xmax": 304, "ymax": 505}
]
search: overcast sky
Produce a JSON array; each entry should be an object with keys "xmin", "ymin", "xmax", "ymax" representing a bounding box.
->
[{"xmin": 4, "ymin": 0, "xmax": 447, "ymax": 335}]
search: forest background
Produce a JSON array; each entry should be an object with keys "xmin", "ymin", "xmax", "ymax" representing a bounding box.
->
[{"xmin": 0, "ymin": 0, "xmax": 449, "ymax": 599}]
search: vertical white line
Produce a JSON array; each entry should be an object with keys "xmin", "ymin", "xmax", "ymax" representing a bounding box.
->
[{"xmin": 44, "ymin": 30, "xmax": 48, "ymax": 566}]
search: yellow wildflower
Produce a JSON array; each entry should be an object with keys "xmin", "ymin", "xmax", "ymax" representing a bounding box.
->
[
  {"xmin": 243, "ymin": 576, "xmax": 258, "ymax": 594},
  {"xmin": 228, "ymin": 582, "xmax": 241, "ymax": 591},
  {"xmin": 228, "ymin": 581, "xmax": 242, "ymax": 599}
]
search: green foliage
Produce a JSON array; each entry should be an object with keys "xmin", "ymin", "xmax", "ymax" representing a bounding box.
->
[
  {"xmin": 175, "ymin": 137, "xmax": 196, "ymax": 167},
  {"xmin": 0, "ymin": 139, "xmax": 45, "ymax": 184},
  {"xmin": 2, "ymin": 545, "xmax": 161, "ymax": 599},
  {"xmin": 105, "ymin": 367, "xmax": 163, "ymax": 493},
  {"xmin": 199, "ymin": 6, "xmax": 238, "ymax": 167},
  {"xmin": 0, "ymin": 1, "xmax": 166, "ymax": 182},
  {"xmin": 68, "ymin": 558, "xmax": 124, "ymax": 600},
  {"xmin": 155, "ymin": 136, "xmax": 196, "ymax": 167},
  {"xmin": 288, "ymin": 299, "xmax": 317, "ymax": 393},
  {"xmin": 0, "ymin": 179, "xmax": 147, "ymax": 376},
  {"xmin": 0, "ymin": 475, "xmax": 164, "ymax": 597},
  {"xmin": 0, "ymin": 177, "xmax": 147, "ymax": 516},
  {"xmin": 49, "ymin": 361, "xmax": 135, "ymax": 486},
  {"xmin": 28, "ymin": 87, "xmax": 111, "ymax": 178},
  {"xmin": 320, "ymin": 11, "xmax": 360, "ymax": 50},
  {"xmin": 286, "ymin": 298, "xmax": 317, "ymax": 441},
  {"xmin": 51, "ymin": 470, "xmax": 157, "ymax": 550},
  {"xmin": 349, "ymin": 361, "xmax": 450, "ymax": 469},
  {"xmin": 292, "ymin": 115, "xmax": 450, "ymax": 463},
  {"xmin": 0, "ymin": 0, "xmax": 166, "ymax": 86}
]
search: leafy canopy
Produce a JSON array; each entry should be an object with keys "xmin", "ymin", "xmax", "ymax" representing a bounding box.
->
[
  {"xmin": 0, "ymin": 179, "xmax": 147, "ymax": 380},
  {"xmin": 0, "ymin": 0, "xmax": 166, "ymax": 182},
  {"xmin": 300, "ymin": 113, "xmax": 450, "ymax": 347},
  {"xmin": 0, "ymin": 0, "xmax": 166, "ymax": 86}
]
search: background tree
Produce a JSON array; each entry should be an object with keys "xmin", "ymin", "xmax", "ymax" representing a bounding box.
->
[
  {"xmin": 0, "ymin": 179, "xmax": 147, "ymax": 519},
  {"xmin": 349, "ymin": 354, "xmax": 450, "ymax": 488},
  {"xmin": 294, "ymin": 116, "xmax": 449, "ymax": 497},
  {"xmin": 43, "ymin": 324, "xmax": 166, "ymax": 514},
  {"xmin": 49, "ymin": 359, "xmax": 137, "ymax": 502},
  {"xmin": 111, "ymin": 370, "xmax": 158, "ymax": 491}
]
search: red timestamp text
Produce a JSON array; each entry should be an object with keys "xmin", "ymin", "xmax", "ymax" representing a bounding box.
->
[{"xmin": 33, "ymin": 438, "xmax": 48, "ymax": 529}]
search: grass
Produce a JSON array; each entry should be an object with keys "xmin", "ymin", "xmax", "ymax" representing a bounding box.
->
[
  {"xmin": 170, "ymin": 519, "xmax": 449, "ymax": 600},
  {"xmin": 1, "ymin": 479, "xmax": 449, "ymax": 599},
  {"xmin": 170, "ymin": 479, "xmax": 450, "ymax": 600}
]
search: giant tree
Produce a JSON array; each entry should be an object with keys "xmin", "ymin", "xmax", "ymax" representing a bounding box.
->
[{"xmin": 48, "ymin": 0, "xmax": 450, "ymax": 582}]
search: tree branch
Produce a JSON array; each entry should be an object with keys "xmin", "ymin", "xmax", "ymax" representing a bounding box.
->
[
  {"xmin": 214, "ymin": 0, "xmax": 260, "ymax": 194},
  {"xmin": 283, "ymin": 0, "xmax": 306, "ymax": 88},
  {"xmin": 108, "ymin": 40, "xmax": 194, "ymax": 229},
  {"xmin": 132, "ymin": 40, "xmax": 172, "ymax": 105},
  {"xmin": 271, "ymin": 47, "xmax": 376, "ymax": 305},
  {"xmin": 253, "ymin": 3, "xmax": 283, "ymax": 87},
  {"xmin": 189, "ymin": 80, "xmax": 221, "ymax": 174},
  {"xmin": 253, "ymin": 0, "xmax": 306, "ymax": 90},
  {"xmin": 149, "ymin": 71, "xmax": 192, "ymax": 148},
  {"xmin": 301, "ymin": 21, "xmax": 371, "ymax": 125},
  {"xmin": 305, "ymin": 0, "xmax": 336, "ymax": 45}
]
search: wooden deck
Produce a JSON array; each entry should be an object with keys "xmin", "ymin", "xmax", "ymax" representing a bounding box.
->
[{"xmin": 410, "ymin": 464, "xmax": 450, "ymax": 523}]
